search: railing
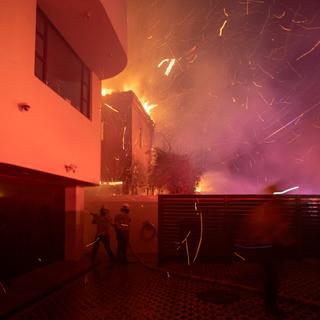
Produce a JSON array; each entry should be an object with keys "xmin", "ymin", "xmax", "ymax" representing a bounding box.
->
[{"xmin": 158, "ymin": 195, "xmax": 320, "ymax": 264}]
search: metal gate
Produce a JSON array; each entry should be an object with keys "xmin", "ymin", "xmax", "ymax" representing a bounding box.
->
[{"xmin": 158, "ymin": 195, "xmax": 320, "ymax": 264}]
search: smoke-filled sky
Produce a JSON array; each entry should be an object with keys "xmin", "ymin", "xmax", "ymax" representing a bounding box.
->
[{"xmin": 105, "ymin": 0, "xmax": 320, "ymax": 194}]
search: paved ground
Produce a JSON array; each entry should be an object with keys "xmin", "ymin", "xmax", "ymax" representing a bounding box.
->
[
  {"xmin": 162, "ymin": 258, "xmax": 320, "ymax": 306},
  {"xmin": 6, "ymin": 260, "xmax": 320, "ymax": 320}
]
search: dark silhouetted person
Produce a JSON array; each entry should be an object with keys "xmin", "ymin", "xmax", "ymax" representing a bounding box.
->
[
  {"xmin": 114, "ymin": 204, "xmax": 131, "ymax": 264},
  {"xmin": 91, "ymin": 207, "xmax": 115, "ymax": 262},
  {"xmin": 236, "ymin": 184, "xmax": 295, "ymax": 318}
]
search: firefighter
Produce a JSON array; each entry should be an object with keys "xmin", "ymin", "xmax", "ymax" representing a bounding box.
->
[
  {"xmin": 114, "ymin": 204, "xmax": 131, "ymax": 264},
  {"xmin": 90, "ymin": 207, "xmax": 115, "ymax": 262}
]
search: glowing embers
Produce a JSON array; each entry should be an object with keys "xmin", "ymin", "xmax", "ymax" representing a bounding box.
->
[
  {"xmin": 273, "ymin": 186, "xmax": 299, "ymax": 195},
  {"xmin": 158, "ymin": 58, "xmax": 176, "ymax": 76},
  {"xmin": 99, "ymin": 181, "xmax": 123, "ymax": 186},
  {"xmin": 108, "ymin": 181, "xmax": 123, "ymax": 186},
  {"xmin": 101, "ymin": 88, "xmax": 114, "ymax": 96},
  {"xmin": 101, "ymin": 87, "xmax": 157, "ymax": 118},
  {"xmin": 140, "ymin": 98, "xmax": 157, "ymax": 116},
  {"xmin": 219, "ymin": 20, "xmax": 228, "ymax": 36}
]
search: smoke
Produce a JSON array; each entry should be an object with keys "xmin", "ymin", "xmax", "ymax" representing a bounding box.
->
[{"xmin": 106, "ymin": 0, "xmax": 320, "ymax": 194}]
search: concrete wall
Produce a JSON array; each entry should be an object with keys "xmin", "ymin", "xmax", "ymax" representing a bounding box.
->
[
  {"xmin": 0, "ymin": 0, "xmax": 101, "ymax": 184},
  {"xmin": 84, "ymin": 189, "xmax": 158, "ymax": 256},
  {"xmin": 131, "ymin": 96, "xmax": 154, "ymax": 189}
]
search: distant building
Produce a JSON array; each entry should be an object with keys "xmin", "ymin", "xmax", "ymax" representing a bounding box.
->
[
  {"xmin": 0, "ymin": 0, "xmax": 127, "ymax": 280},
  {"xmin": 101, "ymin": 91, "xmax": 154, "ymax": 194}
]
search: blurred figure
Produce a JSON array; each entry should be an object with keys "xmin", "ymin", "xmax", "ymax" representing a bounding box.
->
[
  {"xmin": 114, "ymin": 204, "xmax": 131, "ymax": 264},
  {"xmin": 236, "ymin": 184, "xmax": 295, "ymax": 318},
  {"xmin": 90, "ymin": 207, "xmax": 115, "ymax": 262}
]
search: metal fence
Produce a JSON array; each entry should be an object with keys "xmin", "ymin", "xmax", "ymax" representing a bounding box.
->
[{"xmin": 158, "ymin": 195, "xmax": 320, "ymax": 264}]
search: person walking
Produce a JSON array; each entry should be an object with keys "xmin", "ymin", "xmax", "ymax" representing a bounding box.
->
[
  {"xmin": 114, "ymin": 204, "xmax": 131, "ymax": 264},
  {"xmin": 235, "ymin": 184, "xmax": 295, "ymax": 318},
  {"xmin": 90, "ymin": 207, "xmax": 115, "ymax": 262}
]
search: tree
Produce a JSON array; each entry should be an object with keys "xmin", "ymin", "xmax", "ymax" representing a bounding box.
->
[{"xmin": 149, "ymin": 148, "xmax": 199, "ymax": 194}]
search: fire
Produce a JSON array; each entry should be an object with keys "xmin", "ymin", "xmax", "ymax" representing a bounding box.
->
[
  {"xmin": 195, "ymin": 180, "xmax": 204, "ymax": 193},
  {"xmin": 101, "ymin": 88, "xmax": 114, "ymax": 96},
  {"xmin": 101, "ymin": 85, "xmax": 157, "ymax": 118},
  {"xmin": 141, "ymin": 98, "xmax": 157, "ymax": 115}
]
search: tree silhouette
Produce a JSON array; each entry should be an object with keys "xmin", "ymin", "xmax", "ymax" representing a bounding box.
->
[{"xmin": 149, "ymin": 148, "xmax": 199, "ymax": 194}]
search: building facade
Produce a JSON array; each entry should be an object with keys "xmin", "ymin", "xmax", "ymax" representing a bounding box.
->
[
  {"xmin": 0, "ymin": 0, "xmax": 127, "ymax": 280},
  {"xmin": 101, "ymin": 91, "xmax": 154, "ymax": 194}
]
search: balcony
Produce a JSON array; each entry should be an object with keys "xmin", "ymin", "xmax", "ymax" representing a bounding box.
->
[{"xmin": 38, "ymin": 0, "xmax": 127, "ymax": 79}]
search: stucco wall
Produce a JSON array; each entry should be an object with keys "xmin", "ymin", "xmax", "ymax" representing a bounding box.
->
[
  {"xmin": 131, "ymin": 99, "xmax": 154, "ymax": 174},
  {"xmin": 83, "ymin": 189, "xmax": 158, "ymax": 256},
  {"xmin": 0, "ymin": 0, "xmax": 101, "ymax": 184}
]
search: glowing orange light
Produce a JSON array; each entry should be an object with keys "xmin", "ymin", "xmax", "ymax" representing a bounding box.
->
[
  {"xmin": 99, "ymin": 181, "xmax": 123, "ymax": 186},
  {"xmin": 195, "ymin": 181, "xmax": 204, "ymax": 193},
  {"xmin": 108, "ymin": 181, "xmax": 123, "ymax": 186},
  {"xmin": 101, "ymin": 88, "xmax": 114, "ymax": 96},
  {"xmin": 141, "ymin": 99, "xmax": 157, "ymax": 115},
  {"xmin": 102, "ymin": 84, "xmax": 157, "ymax": 119}
]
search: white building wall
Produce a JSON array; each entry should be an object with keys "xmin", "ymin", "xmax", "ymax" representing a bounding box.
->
[{"xmin": 0, "ymin": 0, "xmax": 101, "ymax": 184}]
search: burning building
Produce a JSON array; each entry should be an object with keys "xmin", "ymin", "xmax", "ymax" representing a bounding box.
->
[
  {"xmin": 0, "ymin": 0, "xmax": 127, "ymax": 280},
  {"xmin": 101, "ymin": 91, "xmax": 154, "ymax": 194}
]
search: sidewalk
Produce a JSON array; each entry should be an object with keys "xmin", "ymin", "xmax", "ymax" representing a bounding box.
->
[
  {"xmin": 5, "ymin": 260, "xmax": 320, "ymax": 320},
  {"xmin": 161, "ymin": 258, "xmax": 320, "ymax": 307},
  {"xmin": 1, "ymin": 254, "xmax": 319, "ymax": 319},
  {"xmin": 0, "ymin": 256, "xmax": 98, "ymax": 319}
]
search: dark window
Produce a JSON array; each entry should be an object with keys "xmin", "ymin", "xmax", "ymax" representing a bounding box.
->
[{"xmin": 35, "ymin": 8, "xmax": 91, "ymax": 118}]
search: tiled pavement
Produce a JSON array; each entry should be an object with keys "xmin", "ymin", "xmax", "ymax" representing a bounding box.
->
[
  {"xmin": 162, "ymin": 258, "xmax": 320, "ymax": 307},
  {"xmin": 4, "ymin": 258, "xmax": 320, "ymax": 320}
]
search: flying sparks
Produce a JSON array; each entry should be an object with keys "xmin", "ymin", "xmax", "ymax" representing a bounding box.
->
[
  {"xmin": 273, "ymin": 186, "xmax": 300, "ymax": 195},
  {"xmin": 122, "ymin": 126, "xmax": 126, "ymax": 150},
  {"xmin": 219, "ymin": 20, "xmax": 228, "ymax": 36},
  {"xmin": 158, "ymin": 58, "xmax": 176, "ymax": 76},
  {"xmin": 104, "ymin": 103, "xmax": 119, "ymax": 113},
  {"xmin": 296, "ymin": 40, "xmax": 320, "ymax": 61}
]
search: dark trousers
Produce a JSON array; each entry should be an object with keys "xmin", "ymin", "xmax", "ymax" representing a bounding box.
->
[
  {"xmin": 91, "ymin": 235, "xmax": 114, "ymax": 260},
  {"xmin": 259, "ymin": 248, "xmax": 279, "ymax": 310},
  {"xmin": 235, "ymin": 245, "xmax": 279, "ymax": 310},
  {"xmin": 116, "ymin": 230, "xmax": 129, "ymax": 263}
]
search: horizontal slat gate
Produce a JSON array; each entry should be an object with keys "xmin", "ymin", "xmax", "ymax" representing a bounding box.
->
[{"xmin": 158, "ymin": 195, "xmax": 320, "ymax": 264}]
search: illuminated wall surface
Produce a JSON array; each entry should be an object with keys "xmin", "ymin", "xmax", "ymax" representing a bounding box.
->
[
  {"xmin": 0, "ymin": 0, "xmax": 127, "ymax": 184},
  {"xmin": 0, "ymin": 0, "xmax": 127, "ymax": 279},
  {"xmin": 101, "ymin": 91, "xmax": 154, "ymax": 193},
  {"xmin": 107, "ymin": 0, "xmax": 320, "ymax": 194}
]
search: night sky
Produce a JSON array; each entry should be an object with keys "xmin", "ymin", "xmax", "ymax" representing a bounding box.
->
[{"xmin": 105, "ymin": 0, "xmax": 320, "ymax": 194}]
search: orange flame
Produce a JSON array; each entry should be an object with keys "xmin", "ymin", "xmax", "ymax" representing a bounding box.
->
[
  {"xmin": 141, "ymin": 98, "xmax": 157, "ymax": 115},
  {"xmin": 101, "ymin": 88, "xmax": 114, "ymax": 96},
  {"xmin": 101, "ymin": 86, "xmax": 157, "ymax": 118}
]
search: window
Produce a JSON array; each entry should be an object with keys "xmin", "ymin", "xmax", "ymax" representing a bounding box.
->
[{"xmin": 35, "ymin": 8, "xmax": 91, "ymax": 118}]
